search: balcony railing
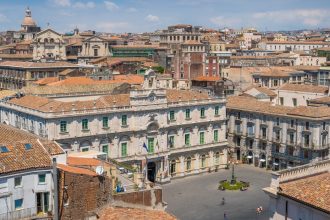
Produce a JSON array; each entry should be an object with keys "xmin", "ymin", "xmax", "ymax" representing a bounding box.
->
[
  {"xmin": 0, "ymin": 207, "xmax": 39, "ymax": 220},
  {"xmin": 259, "ymin": 135, "xmax": 267, "ymax": 141},
  {"xmin": 234, "ymin": 129, "xmax": 242, "ymax": 135},
  {"xmin": 272, "ymin": 137, "xmax": 281, "ymax": 143},
  {"xmin": 247, "ymin": 132, "xmax": 255, "ymax": 138},
  {"xmin": 271, "ymin": 151, "xmax": 310, "ymax": 163}
]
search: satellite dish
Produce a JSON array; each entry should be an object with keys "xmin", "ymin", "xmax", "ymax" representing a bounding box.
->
[{"xmin": 95, "ymin": 166, "xmax": 104, "ymax": 175}]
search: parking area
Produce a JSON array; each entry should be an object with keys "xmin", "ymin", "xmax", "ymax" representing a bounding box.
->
[{"xmin": 163, "ymin": 164, "xmax": 272, "ymax": 220}]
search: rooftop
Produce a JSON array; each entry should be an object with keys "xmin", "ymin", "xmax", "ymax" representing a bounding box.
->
[
  {"xmin": 227, "ymin": 95, "xmax": 330, "ymax": 119},
  {"xmin": 5, "ymin": 89, "xmax": 212, "ymax": 114},
  {"xmin": 278, "ymin": 83, "xmax": 329, "ymax": 94},
  {"xmin": 0, "ymin": 124, "xmax": 64, "ymax": 175},
  {"xmin": 99, "ymin": 206, "xmax": 176, "ymax": 220},
  {"xmin": 279, "ymin": 172, "xmax": 330, "ymax": 214},
  {"xmin": 0, "ymin": 61, "xmax": 78, "ymax": 69}
]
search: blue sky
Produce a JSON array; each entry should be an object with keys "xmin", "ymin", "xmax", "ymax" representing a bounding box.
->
[{"xmin": 1, "ymin": 0, "xmax": 330, "ymax": 33}]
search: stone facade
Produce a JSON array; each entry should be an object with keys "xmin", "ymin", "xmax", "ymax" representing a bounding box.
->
[
  {"xmin": 32, "ymin": 29, "xmax": 66, "ymax": 61},
  {"xmin": 0, "ymin": 74, "xmax": 228, "ymax": 183},
  {"xmin": 227, "ymin": 99, "xmax": 330, "ymax": 170}
]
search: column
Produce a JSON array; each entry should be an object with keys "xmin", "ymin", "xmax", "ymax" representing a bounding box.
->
[{"xmin": 179, "ymin": 156, "xmax": 185, "ymax": 177}]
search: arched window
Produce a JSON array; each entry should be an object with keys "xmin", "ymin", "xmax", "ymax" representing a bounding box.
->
[
  {"xmin": 186, "ymin": 157, "xmax": 191, "ymax": 171},
  {"xmin": 44, "ymin": 38, "xmax": 48, "ymax": 43},
  {"xmin": 50, "ymin": 38, "xmax": 54, "ymax": 43}
]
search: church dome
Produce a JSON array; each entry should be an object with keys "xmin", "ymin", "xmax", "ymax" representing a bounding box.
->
[
  {"xmin": 22, "ymin": 16, "xmax": 36, "ymax": 26},
  {"xmin": 21, "ymin": 7, "xmax": 36, "ymax": 27}
]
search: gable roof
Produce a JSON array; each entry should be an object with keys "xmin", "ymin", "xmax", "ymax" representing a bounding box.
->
[
  {"xmin": 278, "ymin": 83, "xmax": 329, "ymax": 94},
  {"xmin": 0, "ymin": 124, "xmax": 64, "ymax": 175}
]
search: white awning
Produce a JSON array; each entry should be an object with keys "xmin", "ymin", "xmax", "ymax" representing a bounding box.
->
[
  {"xmin": 247, "ymin": 155, "xmax": 253, "ymax": 159},
  {"xmin": 260, "ymin": 159, "xmax": 266, "ymax": 162},
  {"xmin": 273, "ymin": 162, "xmax": 279, "ymax": 166}
]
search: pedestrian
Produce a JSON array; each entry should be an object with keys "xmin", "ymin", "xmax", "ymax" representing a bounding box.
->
[
  {"xmin": 222, "ymin": 197, "xmax": 225, "ymax": 205},
  {"xmin": 224, "ymin": 212, "xmax": 227, "ymax": 220}
]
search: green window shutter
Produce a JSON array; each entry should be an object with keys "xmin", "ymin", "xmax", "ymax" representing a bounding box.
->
[
  {"xmin": 214, "ymin": 130, "xmax": 219, "ymax": 142},
  {"xmin": 82, "ymin": 119, "xmax": 88, "ymax": 130},
  {"xmin": 102, "ymin": 117, "xmax": 108, "ymax": 128},
  {"xmin": 200, "ymin": 132, "xmax": 205, "ymax": 144},
  {"xmin": 122, "ymin": 115, "xmax": 127, "ymax": 126},
  {"xmin": 185, "ymin": 109, "xmax": 190, "ymax": 119},
  {"xmin": 215, "ymin": 106, "xmax": 219, "ymax": 116},
  {"xmin": 102, "ymin": 145, "xmax": 109, "ymax": 154},
  {"xmin": 185, "ymin": 133, "xmax": 190, "ymax": 146},
  {"xmin": 148, "ymin": 138, "xmax": 154, "ymax": 153},
  {"xmin": 201, "ymin": 108, "xmax": 205, "ymax": 118},
  {"xmin": 121, "ymin": 143, "xmax": 127, "ymax": 157},
  {"xmin": 60, "ymin": 121, "xmax": 67, "ymax": 132}
]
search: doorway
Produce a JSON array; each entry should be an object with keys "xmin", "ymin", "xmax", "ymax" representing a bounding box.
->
[
  {"xmin": 147, "ymin": 162, "xmax": 156, "ymax": 182},
  {"xmin": 36, "ymin": 192, "xmax": 49, "ymax": 215},
  {"xmin": 236, "ymin": 148, "xmax": 241, "ymax": 160}
]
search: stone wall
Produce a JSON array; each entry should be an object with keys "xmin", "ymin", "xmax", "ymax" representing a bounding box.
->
[
  {"xmin": 58, "ymin": 170, "xmax": 112, "ymax": 220},
  {"xmin": 113, "ymin": 187, "xmax": 164, "ymax": 209}
]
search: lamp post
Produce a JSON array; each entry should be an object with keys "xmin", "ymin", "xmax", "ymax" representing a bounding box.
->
[{"xmin": 230, "ymin": 162, "xmax": 236, "ymax": 185}]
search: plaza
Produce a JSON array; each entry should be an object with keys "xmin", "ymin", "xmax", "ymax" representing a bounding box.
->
[{"xmin": 163, "ymin": 164, "xmax": 271, "ymax": 220}]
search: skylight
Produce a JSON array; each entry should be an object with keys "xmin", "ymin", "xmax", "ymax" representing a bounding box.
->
[
  {"xmin": 0, "ymin": 146, "xmax": 9, "ymax": 153},
  {"xmin": 24, "ymin": 143, "xmax": 32, "ymax": 150}
]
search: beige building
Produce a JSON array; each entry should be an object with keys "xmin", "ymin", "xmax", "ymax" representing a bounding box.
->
[
  {"xmin": 0, "ymin": 73, "xmax": 228, "ymax": 183},
  {"xmin": 227, "ymin": 95, "xmax": 329, "ymax": 170},
  {"xmin": 32, "ymin": 29, "xmax": 66, "ymax": 61},
  {"xmin": 79, "ymin": 36, "xmax": 110, "ymax": 63}
]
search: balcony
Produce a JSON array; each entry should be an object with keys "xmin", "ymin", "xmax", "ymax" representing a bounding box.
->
[
  {"xmin": 247, "ymin": 132, "xmax": 255, "ymax": 138},
  {"xmin": 272, "ymin": 137, "xmax": 281, "ymax": 143},
  {"xmin": 259, "ymin": 135, "xmax": 267, "ymax": 141},
  {"xmin": 272, "ymin": 151, "xmax": 309, "ymax": 163},
  {"xmin": 234, "ymin": 129, "xmax": 242, "ymax": 136},
  {"xmin": 286, "ymin": 139, "xmax": 296, "ymax": 146}
]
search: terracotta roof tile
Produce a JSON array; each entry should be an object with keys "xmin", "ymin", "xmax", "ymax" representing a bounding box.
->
[
  {"xmin": 192, "ymin": 75, "xmax": 221, "ymax": 82},
  {"xmin": 166, "ymin": 89, "xmax": 209, "ymax": 102},
  {"xmin": 99, "ymin": 206, "xmax": 176, "ymax": 220},
  {"xmin": 227, "ymin": 95, "xmax": 330, "ymax": 119},
  {"xmin": 279, "ymin": 83, "xmax": 329, "ymax": 94},
  {"xmin": 57, "ymin": 164, "xmax": 97, "ymax": 176},
  {"xmin": 0, "ymin": 124, "xmax": 64, "ymax": 174},
  {"xmin": 280, "ymin": 172, "xmax": 330, "ymax": 213},
  {"xmin": 0, "ymin": 61, "xmax": 78, "ymax": 69},
  {"xmin": 67, "ymin": 157, "xmax": 102, "ymax": 166},
  {"xmin": 244, "ymin": 85, "xmax": 277, "ymax": 97}
]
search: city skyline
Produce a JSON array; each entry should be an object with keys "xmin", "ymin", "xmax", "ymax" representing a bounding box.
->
[{"xmin": 0, "ymin": 0, "xmax": 330, "ymax": 33}]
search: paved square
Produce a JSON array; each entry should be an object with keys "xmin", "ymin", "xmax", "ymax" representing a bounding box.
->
[{"xmin": 163, "ymin": 165, "xmax": 271, "ymax": 220}]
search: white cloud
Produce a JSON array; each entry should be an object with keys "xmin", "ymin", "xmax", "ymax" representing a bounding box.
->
[
  {"xmin": 73, "ymin": 1, "xmax": 95, "ymax": 9},
  {"xmin": 53, "ymin": 0, "xmax": 71, "ymax": 7},
  {"xmin": 96, "ymin": 22, "xmax": 129, "ymax": 32},
  {"xmin": 252, "ymin": 9, "xmax": 330, "ymax": 26},
  {"xmin": 145, "ymin": 14, "xmax": 159, "ymax": 22},
  {"xmin": 127, "ymin": 7, "xmax": 137, "ymax": 12},
  {"xmin": 210, "ymin": 16, "xmax": 241, "ymax": 27},
  {"xmin": 104, "ymin": 1, "xmax": 119, "ymax": 11}
]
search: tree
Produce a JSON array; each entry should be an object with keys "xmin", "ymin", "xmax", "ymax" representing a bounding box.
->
[{"xmin": 152, "ymin": 66, "xmax": 164, "ymax": 73}]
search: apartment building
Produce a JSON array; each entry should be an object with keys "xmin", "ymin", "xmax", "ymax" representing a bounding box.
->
[
  {"xmin": 259, "ymin": 41, "xmax": 330, "ymax": 52},
  {"xmin": 0, "ymin": 73, "xmax": 228, "ymax": 183},
  {"xmin": 275, "ymin": 84, "xmax": 329, "ymax": 107},
  {"xmin": 0, "ymin": 61, "xmax": 79, "ymax": 89},
  {"xmin": 0, "ymin": 124, "xmax": 65, "ymax": 220},
  {"xmin": 227, "ymin": 96, "xmax": 330, "ymax": 170}
]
